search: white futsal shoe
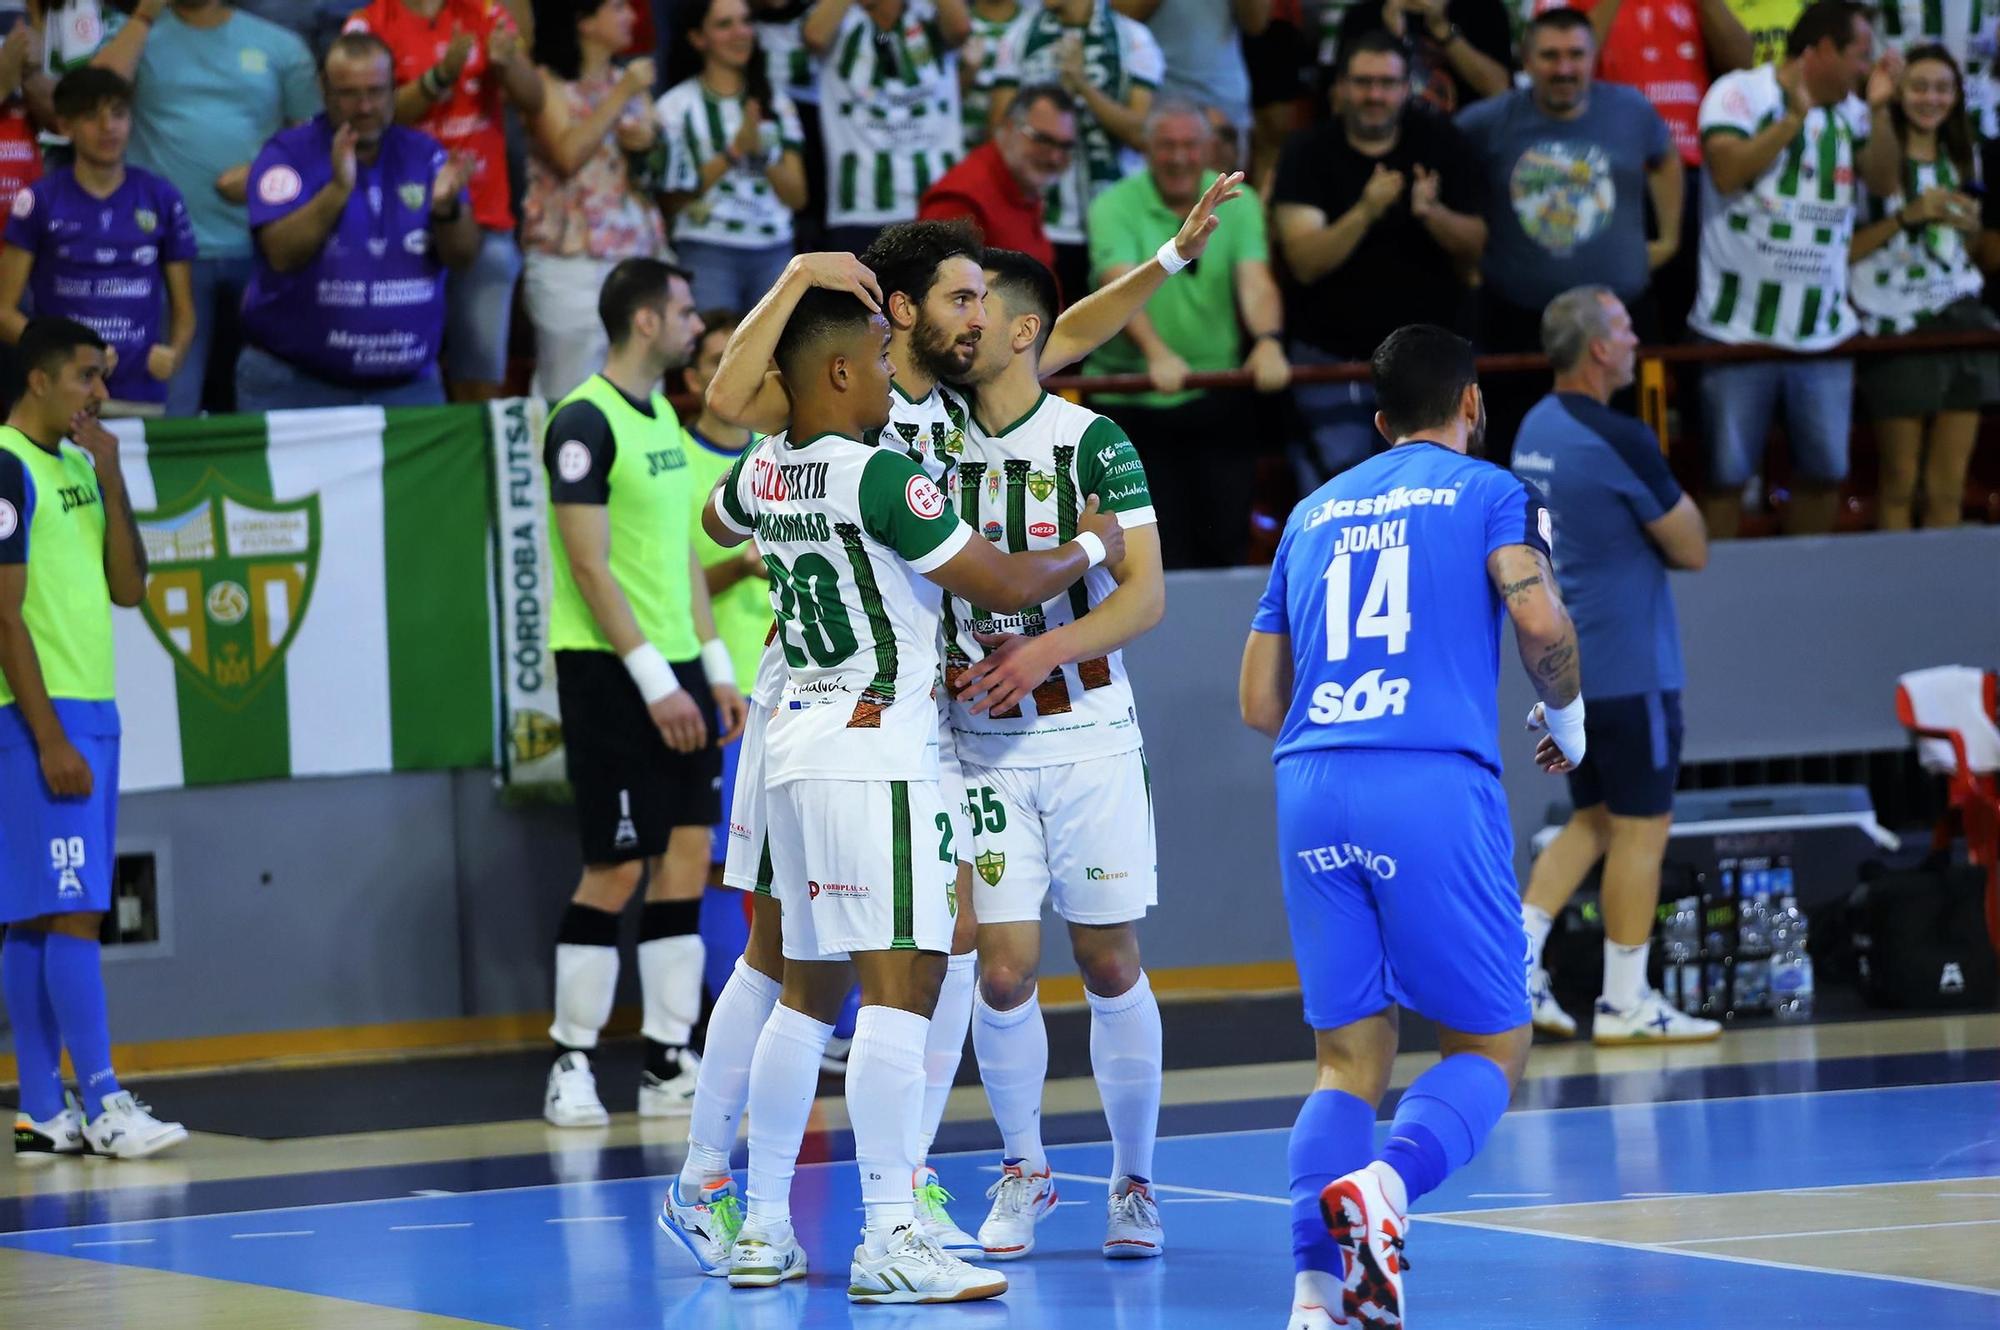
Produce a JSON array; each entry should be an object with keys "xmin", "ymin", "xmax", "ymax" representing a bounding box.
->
[
  {"xmin": 1528, "ymin": 966, "xmax": 1578, "ymax": 1038},
  {"xmin": 637, "ymin": 1047, "xmax": 700, "ymax": 1117},
  {"xmin": 728, "ymin": 1219, "xmax": 809, "ymax": 1287},
  {"xmin": 978, "ymin": 1160, "xmax": 1059, "ymax": 1260},
  {"xmin": 913, "ymin": 1167, "xmax": 984, "ymax": 1255},
  {"xmin": 848, "ymin": 1224, "xmax": 1008, "ymax": 1304},
  {"xmin": 1321, "ymin": 1164, "xmax": 1408, "ymax": 1328},
  {"xmin": 544, "ymin": 1051, "xmax": 611, "ymax": 1127},
  {"xmin": 14, "ymin": 1100, "xmax": 86, "ymax": 1162},
  {"xmin": 1288, "ymin": 1270, "xmax": 1348, "ymax": 1328},
  {"xmin": 83, "ymin": 1092, "xmax": 188, "ymax": 1160},
  {"xmin": 657, "ymin": 1175, "xmax": 743, "ymax": 1275},
  {"xmin": 1591, "ymin": 987, "xmax": 1722, "ymax": 1045},
  {"xmin": 1103, "ymin": 1175, "xmax": 1165, "ymax": 1259}
]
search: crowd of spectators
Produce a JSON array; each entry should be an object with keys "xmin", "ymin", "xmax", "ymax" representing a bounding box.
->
[{"xmin": 0, "ymin": 0, "xmax": 1996, "ymax": 562}]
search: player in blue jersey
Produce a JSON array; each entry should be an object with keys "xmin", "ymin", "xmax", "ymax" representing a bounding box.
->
[{"xmin": 1239, "ymin": 325, "xmax": 1587, "ymax": 1329}]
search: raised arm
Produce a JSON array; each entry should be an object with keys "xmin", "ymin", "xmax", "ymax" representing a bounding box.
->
[
  {"xmin": 90, "ymin": 0, "xmax": 165, "ymax": 80},
  {"xmin": 533, "ymin": 59, "xmax": 654, "ymax": 178},
  {"xmin": 1488, "ymin": 542, "xmax": 1583, "ymax": 771},
  {"xmin": 705, "ymin": 252, "xmax": 883, "ymax": 431}
]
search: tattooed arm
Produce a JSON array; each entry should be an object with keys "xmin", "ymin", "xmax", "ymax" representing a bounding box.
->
[{"xmin": 1489, "ymin": 543, "xmax": 1582, "ymax": 772}]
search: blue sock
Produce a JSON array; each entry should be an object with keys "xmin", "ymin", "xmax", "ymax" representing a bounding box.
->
[
  {"xmin": 698, "ymin": 885, "xmax": 749, "ymax": 1004},
  {"xmin": 832, "ymin": 983, "xmax": 861, "ymax": 1041},
  {"xmin": 1378, "ymin": 1053, "xmax": 1511, "ymax": 1207},
  {"xmin": 1289, "ymin": 1089, "xmax": 1377, "ymax": 1275},
  {"xmin": 41, "ymin": 933, "xmax": 121, "ymax": 1118},
  {"xmin": 2, "ymin": 930, "xmax": 65, "ymax": 1120}
]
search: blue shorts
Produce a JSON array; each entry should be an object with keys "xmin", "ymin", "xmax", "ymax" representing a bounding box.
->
[
  {"xmin": 0, "ymin": 732, "xmax": 119, "ymax": 925},
  {"xmin": 1566, "ymin": 690, "xmax": 1682, "ymax": 818},
  {"xmin": 711, "ymin": 732, "xmax": 743, "ymax": 865},
  {"xmin": 1277, "ymin": 748, "xmax": 1530, "ymax": 1036}
]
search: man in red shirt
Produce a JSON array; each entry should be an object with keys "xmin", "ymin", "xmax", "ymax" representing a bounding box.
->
[
  {"xmin": 919, "ymin": 81, "xmax": 1074, "ymax": 282},
  {"xmin": 345, "ymin": 0, "xmax": 544, "ymax": 400}
]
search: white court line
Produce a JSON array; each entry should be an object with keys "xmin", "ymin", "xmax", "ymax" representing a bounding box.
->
[
  {"xmin": 1660, "ymin": 1217, "xmax": 2000, "ymax": 1245},
  {"xmin": 229, "ymin": 1230, "xmax": 313, "ymax": 1240},
  {"xmin": 1417, "ymin": 1213, "xmax": 2000, "ymax": 1300},
  {"xmin": 409, "ymin": 1189, "xmax": 457, "ymax": 1197},
  {"xmin": 5, "ymin": 1079, "xmax": 1992, "ymax": 1241},
  {"xmin": 389, "ymin": 1222, "xmax": 474, "ymax": 1232},
  {"xmin": 1623, "ymin": 1191, "xmax": 1699, "ymax": 1198},
  {"xmin": 72, "ymin": 1239, "xmax": 156, "ymax": 1248},
  {"xmin": 1435, "ymin": 1173, "xmax": 2000, "ymax": 1219},
  {"xmin": 1469, "ymin": 1192, "xmax": 1552, "ymax": 1200},
  {"xmin": 544, "ymin": 1215, "xmax": 625, "ymax": 1225},
  {"xmin": 1042, "ymin": 1169, "xmax": 1288, "ymax": 1208}
]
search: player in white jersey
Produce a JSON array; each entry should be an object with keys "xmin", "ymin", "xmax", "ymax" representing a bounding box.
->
[
  {"xmin": 943, "ymin": 248, "xmax": 1167, "ymax": 1261},
  {"xmin": 703, "ymin": 288, "xmax": 1127, "ymax": 1302}
]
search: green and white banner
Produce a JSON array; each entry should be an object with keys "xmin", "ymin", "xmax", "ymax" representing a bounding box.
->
[
  {"xmin": 486, "ymin": 396, "xmax": 568, "ymax": 787},
  {"xmin": 108, "ymin": 406, "xmax": 497, "ymax": 793}
]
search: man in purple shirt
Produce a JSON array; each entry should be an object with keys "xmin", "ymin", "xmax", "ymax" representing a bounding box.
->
[
  {"xmin": 0, "ymin": 68, "xmax": 196, "ymax": 416},
  {"xmin": 236, "ymin": 30, "xmax": 477, "ymax": 410}
]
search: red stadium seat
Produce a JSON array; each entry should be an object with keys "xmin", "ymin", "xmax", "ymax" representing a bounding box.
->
[{"xmin": 1896, "ymin": 667, "xmax": 2000, "ymax": 949}]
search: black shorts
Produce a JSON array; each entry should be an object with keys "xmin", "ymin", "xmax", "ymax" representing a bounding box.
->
[
  {"xmin": 1565, "ymin": 690, "xmax": 1683, "ymax": 818},
  {"xmin": 556, "ymin": 650, "xmax": 723, "ymax": 864}
]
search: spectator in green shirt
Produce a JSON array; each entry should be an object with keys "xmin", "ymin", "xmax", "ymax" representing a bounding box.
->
[{"xmin": 1083, "ymin": 96, "xmax": 1285, "ymax": 568}]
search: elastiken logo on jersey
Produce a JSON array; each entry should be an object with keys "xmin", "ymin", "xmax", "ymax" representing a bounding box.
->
[{"xmin": 135, "ymin": 472, "xmax": 320, "ymax": 710}]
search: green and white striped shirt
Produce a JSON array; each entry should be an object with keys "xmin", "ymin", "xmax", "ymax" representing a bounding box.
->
[
  {"xmin": 1851, "ymin": 155, "xmax": 1987, "ymax": 333},
  {"xmin": 1692, "ymin": 66, "xmax": 1868, "ymax": 350},
  {"xmin": 818, "ymin": 0, "xmax": 965, "ymax": 228},
  {"xmin": 1874, "ymin": 0, "xmax": 1999, "ymax": 138},
  {"xmin": 758, "ymin": 10, "xmax": 821, "ymax": 108},
  {"xmin": 962, "ymin": 5, "xmax": 1020, "ymax": 149},
  {"xmin": 990, "ymin": 2, "xmax": 1163, "ymax": 246},
  {"xmin": 657, "ymin": 79, "xmax": 805, "ymax": 249}
]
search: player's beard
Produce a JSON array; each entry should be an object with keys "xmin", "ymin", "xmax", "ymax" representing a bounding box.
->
[
  {"xmin": 912, "ymin": 315, "xmax": 978, "ymax": 382},
  {"xmin": 1467, "ymin": 393, "xmax": 1489, "ymax": 456}
]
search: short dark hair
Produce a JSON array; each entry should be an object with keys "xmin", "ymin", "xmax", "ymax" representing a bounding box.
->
[
  {"xmin": 1008, "ymin": 81, "xmax": 1077, "ymax": 122},
  {"xmin": 1787, "ymin": 0, "xmax": 1867, "ymax": 57},
  {"xmin": 19, "ymin": 317, "xmax": 107, "ymax": 381},
  {"xmin": 532, "ymin": 0, "xmax": 619, "ymax": 82},
  {"xmin": 1370, "ymin": 325, "xmax": 1477, "ymax": 439},
  {"xmin": 773, "ymin": 287, "xmax": 879, "ymax": 384},
  {"xmin": 861, "ymin": 219, "xmax": 984, "ymax": 311},
  {"xmin": 982, "ymin": 248, "xmax": 1059, "ymax": 356},
  {"xmin": 52, "ymin": 67, "xmax": 132, "ymax": 121},
  {"xmin": 1526, "ymin": 6, "xmax": 1594, "ymax": 42},
  {"xmin": 325, "ymin": 29, "xmax": 394, "ymax": 70},
  {"xmin": 1336, "ymin": 29, "xmax": 1407, "ymax": 79},
  {"xmin": 598, "ymin": 258, "xmax": 693, "ymax": 343}
]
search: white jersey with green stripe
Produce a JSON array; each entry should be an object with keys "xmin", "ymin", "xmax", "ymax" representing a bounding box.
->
[
  {"xmin": 1852, "ymin": 156, "xmax": 1987, "ymax": 333},
  {"xmin": 962, "ymin": 7, "xmax": 1019, "ymax": 148},
  {"xmin": 656, "ymin": 78, "xmax": 806, "ymax": 249},
  {"xmin": 717, "ymin": 430, "xmax": 972, "ymax": 783},
  {"xmin": 944, "ymin": 391, "xmax": 1155, "ymax": 769},
  {"xmin": 1875, "ymin": 0, "xmax": 2000, "ymax": 137},
  {"xmin": 1692, "ymin": 66, "xmax": 1868, "ymax": 350},
  {"xmin": 818, "ymin": 0, "xmax": 965, "ymax": 228},
  {"xmin": 990, "ymin": 3, "xmax": 1162, "ymax": 245}
]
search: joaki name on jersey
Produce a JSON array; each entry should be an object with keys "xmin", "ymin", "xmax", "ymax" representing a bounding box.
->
[{"xmin": 944, "ymin": 391, "xmax": 1154, "ymax": 769}]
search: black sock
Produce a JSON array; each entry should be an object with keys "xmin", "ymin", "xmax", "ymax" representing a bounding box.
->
[{"xmin": 645, "ymin": 1038, "xmax": 687, "ymax": 1078}]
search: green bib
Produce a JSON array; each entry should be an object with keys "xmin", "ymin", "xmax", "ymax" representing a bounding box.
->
[
  {"xmin": 546, "ymin": 376, "xmax": 700, "ymax": 661},
  {"xmin": 0, "ymin": 426, "xmax": 114, "ymax": 706}
]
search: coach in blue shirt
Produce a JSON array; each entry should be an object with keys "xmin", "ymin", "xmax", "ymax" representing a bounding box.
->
[{"xmin": 1510, "ymin": 284, "xmax": 1715, "ymax": 1047}]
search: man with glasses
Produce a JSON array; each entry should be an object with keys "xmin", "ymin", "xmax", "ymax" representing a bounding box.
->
[
  {"xmin": 233, "ymin": 29, "xmax": 478, "ymax": 409},
  {"xmin": 1271, "ymin": 30, "xmax": 1486, "ymax": 483},
  {"xmin": 921, "ymin": 81, "xmax": 1075, "ymax": 276}
]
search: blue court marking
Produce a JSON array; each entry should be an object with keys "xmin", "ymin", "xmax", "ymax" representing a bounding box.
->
[{"xmin": 4, "ymin": 1081, "xmax": 1996, "ymax": 1328}]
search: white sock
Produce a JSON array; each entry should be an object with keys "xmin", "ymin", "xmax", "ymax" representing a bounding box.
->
[
  {"xmin": 1522, "ymin": 903, "xmax": 1555, "ymax": 966},
  {"xmin": 917, "ymin": 952, "xmax": 976, "ymax": 1162},
  {"xmin": 848, "ymin": 1004, "xmax": 929, "ymax": 1252},
  {"xmin": 744, "ymin": 1003, "xmax": 834, "ymax": 1229},
  {"xmin": 638, "ymin": 933, "xmax": 705, "ymax": 1047},
  {"xmin": 549, "ymin": 943, "xmax": 618, "ymax": 1050},
  {"xmin": 1087, "ymin": 971, "xmax": 1162, "ymax": 1184},
  {"xmin": 680, "ymin": 957, "xmax": 780, "ymax": 1191},
  {"xmin": 1294, "ymin": 1269, "xmax": 1343, "ymax": 1309},
  {"xmin": 1364, "ymin": 1159, "xmax": 1409, "ymax": 1217},
  {"xmin": 1602, "ymin": 939, "xmax": 1650, "ymax": 1011},
  {"xmin": 972, "ymin": 987, "xmax": 1048, "ymax": 1175}
]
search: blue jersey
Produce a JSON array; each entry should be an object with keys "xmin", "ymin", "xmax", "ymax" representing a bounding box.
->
[{"xmin": 1252, "ymin": 441, "xmax": 1550, "ymax": 771}]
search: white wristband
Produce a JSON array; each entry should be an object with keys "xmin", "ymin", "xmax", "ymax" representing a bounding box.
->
[
  {"xmin": 1155, "ymin": 237, "xmax": 1190, "ymax": 275},
  {"xmin": 622, "ymin": 642, "xmax": 682, "ymax": 704},
  {"xmin": 1074, "ymin": 529, "xmax": 1107, "ymax": 569},
  {"xmin": 1541, "ymin": 695, "xmax": 1587, "ymax": 765},
  {"xmin": 700, "ymin": 638, "xmax": 736, "ymax": 687}
]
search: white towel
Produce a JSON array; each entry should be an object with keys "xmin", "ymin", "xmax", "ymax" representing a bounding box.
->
[{"xmin": 1899, "ymin": 666, "xmax": 2000, "ymax": 775}]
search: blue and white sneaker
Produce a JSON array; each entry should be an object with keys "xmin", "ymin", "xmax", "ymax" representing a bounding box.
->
[
  {"xmin": 1528, "ymin": 966, "xmax": 1577, "ymax": 1038},
  {"xmin": 1592, "ymin": 987, "xmax": 1722, "ymax": 1045},
  {"xmin": 657, "ymin": 1175, "xmax": 744, "ymax": 1275}
]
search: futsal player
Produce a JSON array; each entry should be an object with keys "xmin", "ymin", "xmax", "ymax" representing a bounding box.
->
[
  {"xmin": 2, "ymin": 318, "xmax": 186, "ymax": 1160},
  {"xmin": 1239, "ymin": 325, "xmax": 1587, "ymax": 1328},
  {"xmin": 540, "ymin": 260, "xmax": 748, "ymax": 1127},
  {"xmin": 700, "ymin": 287, "xmax": 1126, "ymax": 1301}
]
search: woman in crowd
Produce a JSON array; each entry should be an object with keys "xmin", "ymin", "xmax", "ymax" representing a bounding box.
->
[
  {"xmin": 656, "ymin": 0, "xmax": 805, "ymax": 310},
  {"xmin": 1850, "ymin": 44, "xmax": 1998, "ymax": 530},
  {"xmin": 523, "ymin": 0, "xmax": 666, "ymax": 400}
]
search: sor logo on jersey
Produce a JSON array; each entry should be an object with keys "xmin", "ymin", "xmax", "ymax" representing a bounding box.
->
[
  {"xmin": 905, "ymin": 474, "xmax": 946, "ymax": 519},
  {"xmin": 1307, "ymin": 669, "xmax": 1411, "ymax": 725}
]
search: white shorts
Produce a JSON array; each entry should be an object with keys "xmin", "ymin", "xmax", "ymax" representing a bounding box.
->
[
  {"xmin": 965, "ymin": 749, "xmax": 1157, "ymax": 927},
  {"xmin": 720, "ymin": 701, "xmax": 772, "ymax": 894},
  {"xmin": 936, "ymin": 715, "xmax": 974, "ymax": 869},
  {"xmin": 770, "ymin": 777, "xmax": 959, "ymax": 961}
]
